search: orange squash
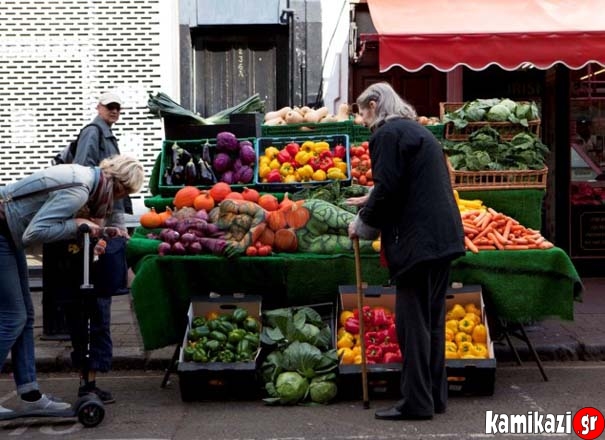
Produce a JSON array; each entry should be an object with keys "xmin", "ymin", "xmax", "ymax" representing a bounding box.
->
[
  {"xmin": 258, "ymin": 193, "xmax": 279, "ymax": 211},
  {"xmin": 193, "ymin": 191, "xmax": 215, "ymax": 211},
  {"xmin": 225, "ymin": 191, "xmax": 244, "ymax": 200},
  {"xmin": 258, "ymin": 227, "xmax": 275, "ymax": 246},
  {"xmin": 174, "ymin": 186, "xmax": 201, "ymax": 209},
  {"xmin": 140, "ymin": 207, "xmax": 162, "ymax": 229},
  {"xmin": 158, "ymin": 206, "xmax": 173, "ymax": 226},
  {"xmin": 241, "ymin": 187, "xmax": 260, "ymax": 203},
  {"xmin": 209, "ymin": 182, "xmax": 232, "ymax": 202},
  {"xmin": 273, "ymin": 228, "xmax": 298, "ymax": 252},
  {"xmin": 279, "ymin": 192, "xmax": 295, "ymax": 211},
  {"xmin": 284, "ymin": 203, "xmax": 310, "ymax": 229},
  {"xmin": 267, "ymin": 210, "xmax": 287, "ymax": 232}
]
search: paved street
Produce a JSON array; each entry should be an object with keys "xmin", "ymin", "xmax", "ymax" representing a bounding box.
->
[{"xmin": 1, "ymin": 363, "xmax": 605, "ymax": 439}]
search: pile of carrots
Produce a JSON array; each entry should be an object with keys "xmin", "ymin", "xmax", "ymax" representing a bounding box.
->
[{"xmin": 461, "ymin": 208, "xmax": 554, "ymax": 253}]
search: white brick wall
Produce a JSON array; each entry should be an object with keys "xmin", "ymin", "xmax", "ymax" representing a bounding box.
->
[{"xmin": 0, "ymin": 0, "xmax": 172, "ymax": 207}]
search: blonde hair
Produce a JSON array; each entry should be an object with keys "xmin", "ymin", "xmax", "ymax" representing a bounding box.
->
[
  {"xmin": 356, "ymin": 82, "xmax": 417, "ymax": 131},
  {"xmin": 99, "ymin": 155, "xmax": 144, "ymax": 194}
]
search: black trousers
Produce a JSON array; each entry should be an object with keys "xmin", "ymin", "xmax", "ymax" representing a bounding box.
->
[{"xmin": 393, "ymin": 260, "xmax": 450, "ymax": 416}]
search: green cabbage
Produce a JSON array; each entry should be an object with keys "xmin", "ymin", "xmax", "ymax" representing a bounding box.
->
[
  {"xmin": 486, "ymin": 104, "xmax": 511, "ymax": 122},
  {"xmin": 275, "ymin": 372, "xmax": 309, "ymax": 405},
  {"xmin": 308, "ymin": 374, "xmax": 338, "ymax": 404}
]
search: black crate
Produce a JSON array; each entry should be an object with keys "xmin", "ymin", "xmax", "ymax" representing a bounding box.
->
[
  {"xmin": 254, "ymin": 134, "xmax": 351, "ymax": 192},
  {"xmin": 177, "ymin": 294, "xmax": 263, "ymax": 401},
  {"xmin": 163, "ymin": 113, "xmax": 261, "ymax": 141}
]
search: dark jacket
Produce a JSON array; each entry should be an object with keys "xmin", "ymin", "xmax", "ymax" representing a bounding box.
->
[{"xmin": 359, "ymin": 118, "xmax": 465, "ymax": 280}]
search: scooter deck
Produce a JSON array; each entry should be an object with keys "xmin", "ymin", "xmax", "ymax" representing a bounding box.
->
[{"xmin": 0, "ymin": 408, "xmax": 76, "ymax": 421}]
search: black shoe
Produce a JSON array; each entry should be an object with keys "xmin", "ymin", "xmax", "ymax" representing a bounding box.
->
[
  {"xmin": 78, "ymin": 386, "xmax": 115, "ymax": 404},
  {"xmin": 374, "ymin": 406, "xmax": 433, "ymax": 421}
]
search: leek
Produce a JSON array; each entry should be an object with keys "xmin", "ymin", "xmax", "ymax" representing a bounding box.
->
[{"xmin": 147, "ymin": 92, "xmax": 264, "ymax": 125}]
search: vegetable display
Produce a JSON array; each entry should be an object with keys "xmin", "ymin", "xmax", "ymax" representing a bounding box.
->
[
  {"xmin": 183, "ymin": 307, "xmax": 261, "ymax": 364},
  {"xmin": 260, "ymin": 306, "xmax": 338, "ymax": 405},
  {"xmin": 444, "ymin": 302, "xmax": 489, "ymax": 359},
  {"xmin": 443, "ymin": 98, "xmax": 540, "ymax": 129}
]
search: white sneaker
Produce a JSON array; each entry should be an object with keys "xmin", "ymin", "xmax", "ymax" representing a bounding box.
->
[{"xmin": 21, "ymin": 394, "xmax": 71, "ymax": 412}]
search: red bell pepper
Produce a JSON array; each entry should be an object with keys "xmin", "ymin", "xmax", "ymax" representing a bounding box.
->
[
  {"xmin": 285, "ymin": 142, "xmax": 300, "ymax": 158},
  {"xmin": 277, "ymin": 149, "xmax": 292, "ymax": 164},
  {"xmin": 373, "ymin": 308, "xmax": 389, "ymax": 327},
  {"xmin": 308, "ymin": 156, "xmax": 322, "ymax": 171},
  {"xmin": 383, "ymin": 351, "xmax": 402, "ymax": 364},
  {"xmin": 366, "ymin": 344, "xmax": 384, "ymax": 363},
  {"xmin": 319, "ymin": 156, "xmax": 334, "ymax": 172},
  {"xmin": 344, "ymin": 317, "xmax": 360, "ymax": 335},
  {"xmin": 381, "ymin": 342, "xmax": 399, "ymax": 354},
  {"xmin": 333, "ymin": 144, "xmax": 346, "ymax": 160},
  {"xmin": 267, "ymin": 169, "xmax": 282, "ymax": 183},
  {"xmin": 387, "ymin": 323, "xmax": 398, "ymax": 343}
]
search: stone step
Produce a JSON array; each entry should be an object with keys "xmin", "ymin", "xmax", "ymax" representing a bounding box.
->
[{"xmin": 28, "ymin": 264, "xmax": 43, "ymax": 292}]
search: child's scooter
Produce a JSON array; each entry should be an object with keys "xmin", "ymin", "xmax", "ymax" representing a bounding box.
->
[{"xmin": 0, "ymin": 225, "xmax": 105, "ymax": 428}]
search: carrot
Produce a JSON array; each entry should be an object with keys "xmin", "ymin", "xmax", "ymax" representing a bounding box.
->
[
  {"xmin": 502, "ymin": 220, "xmax": 512, "ymax": 239},
  {"xmin": 463, "ymin": 225, "xmax": 479, "ymax": 235},
  {"xmin": 503, "ymin": 244, "xmax": 530, "ymax": 250},
  {"xmin": 472, "ymin": 224, "xmax": 493, "ymax": 243},
  {"xmin": 491, "ymin": 228, "xmax": 509, "ymax": 245},
  {"xmin": 487, "ymin": 232, "xmax": 504, "ymax": 250},
  {"xmin": 473, "ymin": 211, "xmax": 488, "ymax": 226},
  {"xmin": 476, "ymin": 245, "xmax": 497, "ymax": 250},
  {"xmin": 478, "ymin": 213, "xmax": 493, "ymax": 230},
  {"xmin": 464, "ymin": 236, "xmax": 479, "ymax": 254}
]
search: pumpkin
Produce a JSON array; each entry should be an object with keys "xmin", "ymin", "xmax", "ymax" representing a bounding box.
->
[
  {"xmin": 279, "ymin": 192, "xmax": 294, "ymax": 211},
  {"xmin": 158, "ymin": 206, "xmax": 173, "ymax": 226},
  {"xmin": 258, "ymin": 193, "xmax": 279, "ymax": 211},
  {"xmin": 225, "ymin": 191, "xmax": 244, "ymax": 200},
  {"xmin": 174, "ymin": 186, "xmax": 201, "ymax": 209},
  {"xmin": 193, "ymin": 191, "xmax": 215, "ymax": 211},
  {"xmin": 140, "ymin": 207, "xmax": 163, "ymax": 229},
  {"xmin": 273, "ymin": 228, "xmax": 298, "ymax": 252},
  {"xmin": 209, "ymin": 182, "xmax": 232, "ymax": 202},
  {"xmin": 241, "ymin": 187, "xmax": 260, "ymax": 203},
  {"xmin": 258, "ymin": 227, "xmax": 275, "ymax": 246},
  {"xmin": 284, "ymin": 203, "xmax": 310, "ymax": 229},
  {"xmin": 267, "ymin": 210, "xmax": 287, "ymax": 232}
]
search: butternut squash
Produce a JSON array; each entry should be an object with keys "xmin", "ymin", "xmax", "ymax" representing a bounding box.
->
[
  {"xmin": 264, "ymin": 106, "xmax": 291, "ymax": 122},
  {"xmin": 320, "ymin": 114, "xmax": 338, "ymax": 123},
  {"xmin": 285, "ymin": 110, "xmax": 304, "ymax": 124},
  {"xmin": 264, "ymin": 116, "xmax": 286, "ymax": 126},
  {"xmin": 304, "ymin": 106, "xmax": 329, "ymax": 123},
  {"xmin": 335, "ymin": 103, "xmax": 350, "ymax": 122}
]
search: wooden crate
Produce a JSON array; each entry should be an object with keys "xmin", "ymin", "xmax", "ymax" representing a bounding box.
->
[
  {"xmin": 440, "ymin": 102, "xmax": 541, "ymax": 141},
  {"xmin": 446, "ymin": 158, "xmax": 548, "ymax": 191}
]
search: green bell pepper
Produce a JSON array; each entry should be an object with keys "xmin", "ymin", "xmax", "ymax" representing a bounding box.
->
[
  {"xmin": 228, "ymin": 328, "xmax": 246, "ymax": 344},
  {"xmin": 243, "ymin": 316, "xmax": 260, "ymax": 333},
  {"xmin": 232, "ymin": 307, "xmax": 248, "ymax": 323},
  {"xmin": 218, "ymin": 350, "xmax": 235, "ymax": 363},
  {"xmin": 204, "ymin": 339, "xmax": 222, "ymax": 353},
  {"xmin": 192, "ymin": 346, "xmax": 208, "ymax": 363},
  {"xmin": 183, "ymin": 345, "xmax": 196, "ymax": 362},
  {"xmin": 209, "ymin": 330, "xmax": 228, "ymax": 343}
]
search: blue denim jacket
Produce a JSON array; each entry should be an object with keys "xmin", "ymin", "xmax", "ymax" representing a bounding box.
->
[{"xmin": 0, "ymin": 164, "xmax": 99, "ymax": 249}]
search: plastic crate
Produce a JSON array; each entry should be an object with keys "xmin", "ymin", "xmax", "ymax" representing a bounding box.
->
[
  {"xmin": 425, "ymin": 123, "xmax": 445, "ymax": 140},
  {"xmin": 254, "ymin": 134, "xmax": 351, "ymax": 192},
  {"xmin": 177, "ymin": 294, "xmax": 263, "ymax": 401},
  {"xmin": 158, "ymin": 137, "xmax": 256, "ymax": 197},
  {"xmin": 351, "ymin": 124, "xmax": 371, "ymax": 144},
  {"xmin": 260, "ymin": 120, "xmax": 354, "ymax": 138}
]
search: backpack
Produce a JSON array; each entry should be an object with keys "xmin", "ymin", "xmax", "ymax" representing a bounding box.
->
[{"xmin": 52, "ymin": 123, "xmax": 103, "ymax": 165}]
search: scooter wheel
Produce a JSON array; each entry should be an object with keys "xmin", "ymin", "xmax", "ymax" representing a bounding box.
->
[{"xmin": 77, "ymin": 400, "xmax": 105, "ymax": 427}]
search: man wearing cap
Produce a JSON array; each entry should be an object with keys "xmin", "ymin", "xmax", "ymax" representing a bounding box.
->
[{"xmin": 64, "ymin": 91, "xmax": 132, "ymax": 404}]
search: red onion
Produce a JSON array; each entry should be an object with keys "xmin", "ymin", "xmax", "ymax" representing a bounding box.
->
[
  {"xmin": 180, "ymin": 232, "xmax": 196, "ymax": 246},
  {"xmin": 172, "ymin": 242, "xmax": 186, "ymax": 255},
  {"xmin": 195, "ymin": 209, "xmax": 209, "ymax": 221},
  {"xmin": 158, "ymin": 242, "xmax": 172, "ymax": 256},
  {"xmin": 188, "ymin": 241, "xmax": 203, "ymax": 254}
]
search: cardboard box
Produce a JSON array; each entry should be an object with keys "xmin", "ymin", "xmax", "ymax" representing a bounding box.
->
[
  {"xmin": 336, "ymin": 284, "xmax": 496, "ymax": 398},
  {"xmin": 177, "ymin": 294, "xmax": 262, "ymax": 401}
]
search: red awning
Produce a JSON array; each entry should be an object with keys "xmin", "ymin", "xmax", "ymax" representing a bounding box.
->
[{"xmin": 366, "ymin": 0, "xmax": 605, "ymax": 72}]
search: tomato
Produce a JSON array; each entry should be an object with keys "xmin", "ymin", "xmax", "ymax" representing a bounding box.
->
[
  {"xmin": 245, "ymin": 246, "xmax": 258, "ymax": 256},
  {"xmin": 254, "ymin": 241, "xmax": 263, "ymax": 249},
  {"xmin": 365, "ymin": 169, "xmax": 373, "ymax": 180},
  {"xmin": 350, "ymin": 156, "xmax": 361, "ymax": 168},
  {"xmin": 360, "ymin": 153, "xmax": 370, "ymax": 161},
  {"xmin": 351, "ymin": 169, "xmax": 361, "ymax": 179},
  {"xmin": 361, "ymin": 141, "xmax": 369, "ymax": 150},
  {"xmin": 358, "ymin": 175, "xmax": 367, "ymax": 186},
  {"xmin": 258, "ymin": 245, "xmax": 272, "ymax": 256}
]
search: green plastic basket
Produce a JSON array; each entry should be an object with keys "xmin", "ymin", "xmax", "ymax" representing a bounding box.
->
[
  {"xmin": 261, "ymin": 120, "xmax": 354, "ymax": 138},
  {"xmin": 159, "ymin": 137, "xmax": 256, "ymax": 197},
  {"xmin": 425, "ymin": 123, "xmax": 445, "ymax": 140}
]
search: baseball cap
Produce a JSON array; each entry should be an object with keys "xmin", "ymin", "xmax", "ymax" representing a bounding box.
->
[{"xmin": 99, "ymin": 92, "xmax": 122, "ymax": 106}]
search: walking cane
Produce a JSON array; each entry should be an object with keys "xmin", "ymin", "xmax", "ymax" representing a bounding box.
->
[{"xmin": 353, "ymin": 237, "xmax": 370, "ymax": 409}]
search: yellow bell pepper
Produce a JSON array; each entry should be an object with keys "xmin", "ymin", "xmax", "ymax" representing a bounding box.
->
[
  {"xmin": 338, "ymin": 347, "xmax": 356, "ymax": 364},
  {"xmin": 471, "ymin": 343, "xmax": 488, "ymax": 358},
  {"xmin": 335, "ymin": 161, "xmax": 348, "ymax": 174},
  {"xmin": 297, "ymin": 164, "xmax": 314, "ymax": 180},
  {"xmin": 312, "ymin": 169, "xmax": 327, "ymax": 181},
  {"xmin": 465, "ymin": 303, "xmax": 482, "ymax": 318},
  {"xmin": 284, "ymin": 174, "xmax": 297, "ymax": 183},
  {"xmin": 337, "ymin": 327, "xmax": 349, "ymax": 339},
  {"xmin": 259, "ymin": 156, "xmax": 271, "ymax": 166},
  {"xmin": 339, "ymin": 310, "xmax": 354, "ymax": 327},
  {"xmin": 326, "ymin": 167, "xmax": 346, "ymax": 180},
  {"xmin": 337, "ymin": 333, "xmax": 354, "ymax": 349},
  {"xmin": 449, "ymin": 304, "xmax": 466, "ymax": 320},
  {"xmin": 455, "ymin": 331, "xmax": 472, "ymax": 346},
  {"xmin": 295, "ymin": 151, "xmax": 312, "ymax": 166},
  {"xmin": 464, "ymin": 312, "xmax": 481, "ymax": 325},
  {"xmin": 354, "ymin": 354, "xmax": 363, "ymax": 364},
  {"xmin": 280, "ymin": 162, "xmax": 295, "ymax": 177},
  {"xmin": 457, "ymin": 341, "xmax": 474, "ymax": 357},
  {"xmin": 445, "ymin": 328, "xmax": 455, "ymax": 342},
  {"xmin": 301, "ymin": 141, "xmax": 315, "ymax": 153},
  {"xmin": 445, "ymin": 341, "xmax": 459, "ymax": 359},
  {"xmin": 472, "ymin": 324, "xmax": 487, "ymax": 343},
  {"xmin": 446, "ymin": 319, "xmax": 459, "ymax": 334},
  {"xmin": 351, "ymin": 345, "xmax": 361, "ymax": 355},
  {"xmin": 313, "ymin": 141, "xmax": 330, "ymax": 154},
  {"xmin": 458, "ymin": 318, "xmax": 475, "ymax": 335},
  {"xmin": 258, "ymin": 164, "xmax": 272, "ymax": 179},
  {"xmin": 269, "ymin": 158, "xmax": 281, "ymax": 170},
  {"xmin": 264, "ymin": 146, "xmax": 280, "ymax": 159}
]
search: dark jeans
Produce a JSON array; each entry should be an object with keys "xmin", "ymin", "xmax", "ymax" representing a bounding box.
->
[{"xmin": 393, "ymin": 259, "xmax": 451, "ymax": 416}]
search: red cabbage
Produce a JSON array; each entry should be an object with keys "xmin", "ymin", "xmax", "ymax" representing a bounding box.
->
[
  {"xmin": 220, "ymin": 170, "xmax": 235, "ymax": 184},
  {"xmin": 239, "ymin": 142, "xmax": 256, "ymax": 165},
  {"xmin": 234, "ymin": 165, "xmax": 254, "ymax": 184},
  {"xmin": 216, "ymin": 131, "xmax": 238, "ymax": 152},
  {"xmin": 213, "ymin": 152, "xmax": 232, "ymax": 173}
]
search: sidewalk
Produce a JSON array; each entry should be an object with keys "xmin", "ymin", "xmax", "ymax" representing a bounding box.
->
[{"xmin": 14, "ymin": 249, "xmax": 605, "ymax": 374}]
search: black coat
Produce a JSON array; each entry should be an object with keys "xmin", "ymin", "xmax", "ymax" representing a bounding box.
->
[{"xmin": 359, "ymin": 118, "xmax": 465, "ymax": 280}]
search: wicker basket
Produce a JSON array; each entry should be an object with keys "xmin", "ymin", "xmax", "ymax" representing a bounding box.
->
[
  {"xmin": 440, "ymin": 102, "xmax": 541, "ymax": 141},
  {"xmin": 446, "ymin": 157, "xmax": 548, "ymax": 191}
]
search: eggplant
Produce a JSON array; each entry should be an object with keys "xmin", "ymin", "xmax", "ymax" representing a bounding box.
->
[
  {"xmin": 198, "ymin": 140, "xmax": 217, "ymax": 184},
  {"xmin": 171, "ymin": 164, "xmax": 185, "ymax": 185},
  {"xmin": 185, "ymin": 158, "xmax": 198, "ymax": 185}
]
